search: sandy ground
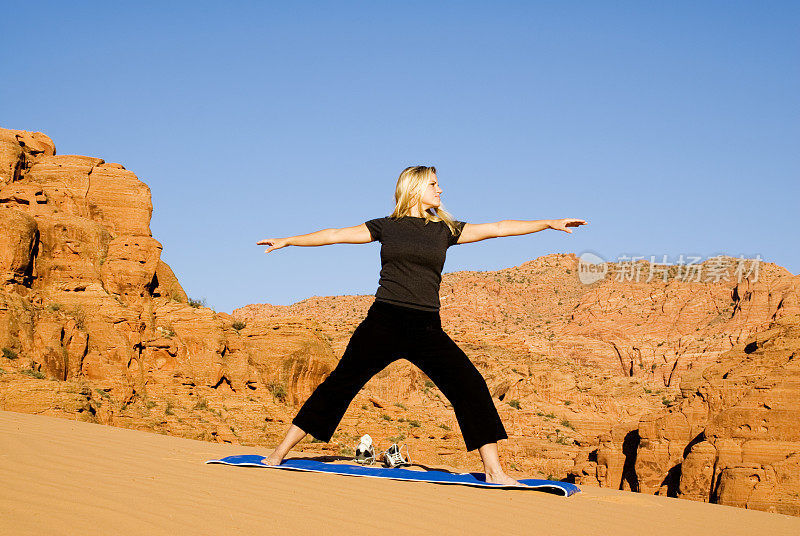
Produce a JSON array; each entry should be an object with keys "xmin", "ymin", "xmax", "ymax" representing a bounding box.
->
[{"xmin": 1, "ymin": 410, "xmax": 799, "ymax": 536}]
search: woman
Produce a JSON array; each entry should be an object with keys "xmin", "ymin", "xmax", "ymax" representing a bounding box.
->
[{"xmin": 257, "ymin": 166, "xmax": 587, "ymax": 485}]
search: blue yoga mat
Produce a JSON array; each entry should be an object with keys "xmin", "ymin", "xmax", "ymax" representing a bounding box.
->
[{"xmin": 205, "ymin": 455, "xmax": 580, "ymax": 496}]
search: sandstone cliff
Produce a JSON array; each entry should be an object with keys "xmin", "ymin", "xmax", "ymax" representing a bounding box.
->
[
  {"xmin": 0, "ymin": 126, "xmax": 337, "ymax": 444},
  {"xmin": 573, "ymin": 313, "xmax": 800, "ymax": 516}
]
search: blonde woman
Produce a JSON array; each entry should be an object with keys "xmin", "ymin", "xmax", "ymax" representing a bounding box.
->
[{"xmin": 257, "ymin": 165, "xmax": 587, "ymax": 485}]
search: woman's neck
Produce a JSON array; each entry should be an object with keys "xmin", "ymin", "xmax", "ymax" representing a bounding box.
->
[{"xmin": 409, "ymin": 206, "xmax": 432, "ymax": 218}]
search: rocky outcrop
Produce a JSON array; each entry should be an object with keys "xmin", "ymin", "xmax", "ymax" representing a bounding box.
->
[
  {"xmin": 575, "ymin": 313, "xmax": 800, "ymax": 516},
  {"xmin": 0, "ymin": 126, "xmax": 336, "ymax": 428}
]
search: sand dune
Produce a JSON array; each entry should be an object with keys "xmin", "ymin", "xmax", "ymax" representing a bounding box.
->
[{"xmin": 1, "ymin": 410, "xmax": 798, "ymax": 536}]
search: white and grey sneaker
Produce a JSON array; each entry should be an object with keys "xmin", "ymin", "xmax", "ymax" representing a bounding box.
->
[
  {"xmin": 354, "ymin": 434, "xmax": 375, "ymax": 465},
  {"xmin": 381, "ymin": 443, "xmax": 411, "ymax": 468}
]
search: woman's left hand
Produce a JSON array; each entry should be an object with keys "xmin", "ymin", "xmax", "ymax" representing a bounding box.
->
[{"xmin": 549, "ymin": 219, "xmax": 588, "ymax": 233}]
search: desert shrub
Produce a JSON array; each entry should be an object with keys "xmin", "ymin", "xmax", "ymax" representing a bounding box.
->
[
  {"xmin": 157, "ymin": 326, "xmax": 175, "ymax": 338},
  {"xmin": 2, "ymin": 348, "xmax": 18, "ymax": 360},
  {"xmin": 232, "ymin": 320, "xmax": 246, "ymax": 331},
  {"xmin": 21, "ymin": 368, "xmax": 45, "ymax": 379},
  {"xmin": 555, "ymin": 435, "xmax": 571, "ymax": 445},
  {"xmin": 268, "ymin": 381, "xmax": 287, "ymax": 403},
  {"xmin": 508, "ymin": 399, "xmax": 521, "ymax": 409},
  {"xmin": 69, "ymin": 306, "xmax": 86, "ymax": 330}
]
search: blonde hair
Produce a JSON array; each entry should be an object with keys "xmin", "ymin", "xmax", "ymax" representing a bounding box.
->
[{"xmin": 389, "ymin": 166, "xmax": 460, "ymax": 236}]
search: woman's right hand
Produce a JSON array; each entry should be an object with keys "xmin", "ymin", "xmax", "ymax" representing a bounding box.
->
[{"xmin": 256, "ymin": 237, "xmax": 290, "ymax": 253}]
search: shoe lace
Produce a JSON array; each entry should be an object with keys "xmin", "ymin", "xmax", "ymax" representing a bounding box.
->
[{"xmin": 381, "ymin": 443, "xmax": 411, "ymax": 467}]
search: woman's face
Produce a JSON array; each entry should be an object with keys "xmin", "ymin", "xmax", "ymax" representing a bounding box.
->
[{"xmin": 419, "ymin": 173, "xmax": 443, "ymax": 210}]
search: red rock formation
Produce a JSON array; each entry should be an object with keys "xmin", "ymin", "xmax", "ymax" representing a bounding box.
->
[
  {"xmin": 0, "ymin": 126, "xmax": 336, "ymax": 437},
  {"xmin": 575, "ymin": 313, "xmax": 800, "ymax": 516},
  {"xmin": 677, "ymin": 314, "xmax": 800, "ymax": 514}
]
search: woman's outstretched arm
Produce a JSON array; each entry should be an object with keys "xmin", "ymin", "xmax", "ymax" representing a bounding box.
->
[
  {"xmin": 458, "ymin": 218, "xmax": 587, "ymax": 245},
  {"xmin": 257, "ymin": 224, "xmax": 373, "ymax": 253},
  {"xmin": 500, "ymin": 218, "xmax": 587, "ymax": 236}
]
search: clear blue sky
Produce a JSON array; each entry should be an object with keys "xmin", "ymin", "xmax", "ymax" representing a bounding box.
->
[{"xmin": 3, "ymin": 1, "xmax": 798, "ymax": 313}]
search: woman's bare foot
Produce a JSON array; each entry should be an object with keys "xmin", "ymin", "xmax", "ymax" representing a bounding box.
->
[
  {"xmin": 263, "ymin": 424, "xmax": 308, "ymax": 466},
  {"xmin": 478, "ymin": 442, "xmax": 521, "ymax": 485},
  {"xmin": 263, "ymin": 452, "xmax": 284, "ymax": 466},
  {"xmin": 485, "ymin": 470, "xmax": 521, "ymax": 486}
]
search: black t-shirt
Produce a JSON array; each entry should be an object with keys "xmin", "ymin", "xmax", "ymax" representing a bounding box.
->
[{"xmin": 364, "ymin": 215, "xmax": 466, "ymax": 312}]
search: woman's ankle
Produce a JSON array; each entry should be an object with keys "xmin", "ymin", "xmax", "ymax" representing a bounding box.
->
[
  {"xmin": 484, "ymin": 467, "xmax": 505, "ymax": 477},
  {"xmin": 268, "ymin": 424, "xmax": 308, "ymax": 463}
]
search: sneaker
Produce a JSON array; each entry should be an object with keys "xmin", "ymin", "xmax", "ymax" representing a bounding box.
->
[
  {"xmin": 381, "ymin": 443, "xmax": 411, "ymax": 468},
  {"xmin": 354, "ymin": 434, "xmax": 375, "ymax": 465}
]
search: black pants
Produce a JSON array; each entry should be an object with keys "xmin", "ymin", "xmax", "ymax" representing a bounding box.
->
[{"xmin": 292, "ymin": 299, "xmax": 508, "ymax": 451}]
